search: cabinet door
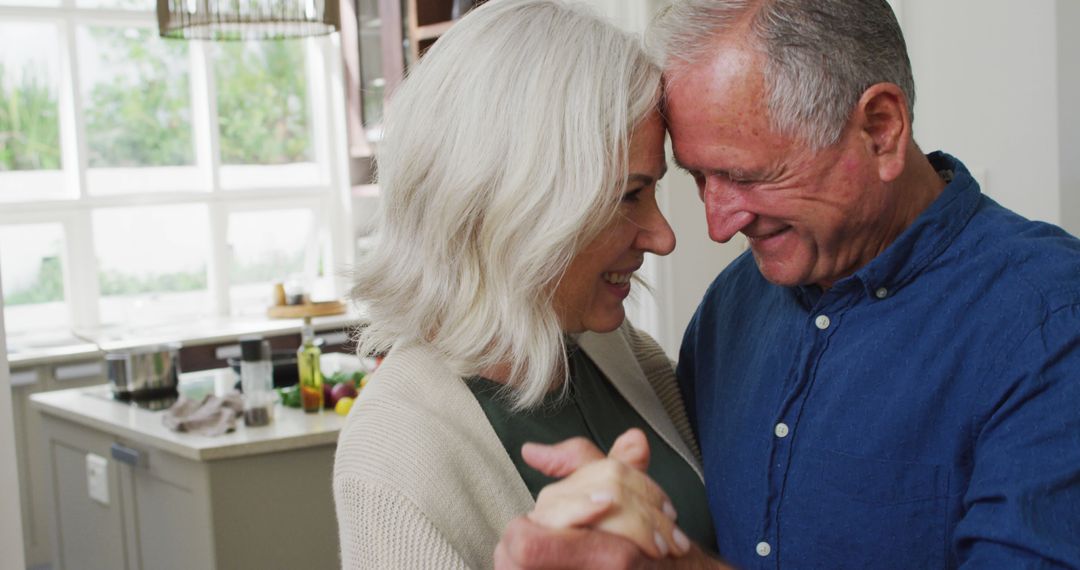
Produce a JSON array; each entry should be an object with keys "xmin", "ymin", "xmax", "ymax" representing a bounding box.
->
[
  {"xmin": 207, "ymin": 445, "xmax": 338, "ymax": 569},
  {"xmin": 16, "ymin": 369, "xmax": 108, "ymax": 568},
  {"xmin": 43, "ymin": 417, "xmax": 129, "ymax": 570},
  {"xmin": 113, "ymin": 441, "xmax": 214, "ymax": 570}
]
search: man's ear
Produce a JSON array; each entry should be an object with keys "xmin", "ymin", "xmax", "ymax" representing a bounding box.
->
[{"xmin": 856, "ymin": 82, "xmax": 910, "ymax": 183}]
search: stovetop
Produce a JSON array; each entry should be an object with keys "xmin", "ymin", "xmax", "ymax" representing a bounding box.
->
[{"xmin": 84, "ymin": 385, "xmax": 178, "ymax": 412}]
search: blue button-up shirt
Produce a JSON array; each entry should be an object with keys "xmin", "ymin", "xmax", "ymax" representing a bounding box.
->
[{"xmin": 677, "ymin": 153, "xmax": 1080, "ymax": 569}]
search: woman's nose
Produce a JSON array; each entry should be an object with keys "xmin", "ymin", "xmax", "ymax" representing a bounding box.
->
[{"xmin": 637, "ymin": 204, "xmax": 676, "ymax": 256}]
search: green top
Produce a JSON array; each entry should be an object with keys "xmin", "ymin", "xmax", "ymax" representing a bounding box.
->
[{"xmin": 466, "ymin": 346, "xmax": 717, "ymax": 552}]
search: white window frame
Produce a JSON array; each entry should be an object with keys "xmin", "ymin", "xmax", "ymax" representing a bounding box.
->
[{"xmin": 0, "ymin": 1, "xmax": 353, "ymax": 336}]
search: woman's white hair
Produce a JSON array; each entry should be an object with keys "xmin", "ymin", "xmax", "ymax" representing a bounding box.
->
[
  {"xmin": 352, "ymin": 0, "xmax": 661, "ymax": 408},
  {"xmin": 650, "ymin": 0, "xmax": 914, "ymax": 150}
]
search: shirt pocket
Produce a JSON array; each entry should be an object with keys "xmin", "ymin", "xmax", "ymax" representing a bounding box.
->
[{"xmin": 781, "ymin": 447, "xmax": 951, "ymax": 569}]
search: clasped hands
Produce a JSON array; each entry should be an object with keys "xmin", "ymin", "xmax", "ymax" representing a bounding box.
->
[{"xmin": 495, "ymin": 429, "xmax": 722, "ymax": 569}]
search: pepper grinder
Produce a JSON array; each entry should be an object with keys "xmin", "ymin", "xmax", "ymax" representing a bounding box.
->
[
  {"xmin": 239, "ymin": 337, "xmax": 274, "ymax": 426},
  {"xmin": 451, "ymin": 0, "xmax": 476, "ymax": 20}
]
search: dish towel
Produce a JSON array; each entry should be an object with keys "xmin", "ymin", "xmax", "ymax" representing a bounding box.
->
[{"xmin": 162, "ymin": 392, "xmax": 244, "ymax": 436}]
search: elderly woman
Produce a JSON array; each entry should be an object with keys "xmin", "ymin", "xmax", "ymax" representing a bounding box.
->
[{"xmin": 333, "ymin": 0, "xmax": 714, "ymax": 567}]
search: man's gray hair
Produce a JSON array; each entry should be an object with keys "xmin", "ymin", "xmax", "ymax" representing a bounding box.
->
[
  {"xmin": 351, "ymin": 0, "xmax": 661, "ymax": 409},
  {"xmin": 651, "ymin": 0, "xmax": 913, "ymax": 149}
]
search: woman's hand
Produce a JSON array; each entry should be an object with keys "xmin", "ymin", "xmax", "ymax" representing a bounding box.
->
[{"xmin": 522, "ymin": 429, "xmax": 692, "ymax": 559}]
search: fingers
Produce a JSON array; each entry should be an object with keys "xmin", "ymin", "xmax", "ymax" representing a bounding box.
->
[
  {"xmin": 529, "ymin": 458, "xmax": 687, "ymax": 558},
  {"xmin": 594, "ymin": 500, "xmax": 689, "ymax": 559},
  {"xmin": 522, "ymin": 437, "xmax": 606, "ymax": 478},
  {"xmin": 522, "ymin": 428, "xmax": 653, "ymax": 479},
  {"xmin": 528, "ymin": 487, "xmax": 614, "ymax": 529},
  {"xmin": 608, "ymin": 428, "xmax": 651, "ymax": 472}
]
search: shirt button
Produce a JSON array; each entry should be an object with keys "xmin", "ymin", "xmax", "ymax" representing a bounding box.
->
[
  {"xmin": 875, "ymin": 287, "xmax": 889, "ymax": 299},
  {"xmin": 814, "ymin": 315, "xmax": 831, "ymax": 330},
  {"xmin": 756, "ymin": 541, "xmax": 772, "ymax": 557},
  {"xmin": 774, "ymin": 423, "xmax": 790, "ymax": 438}
]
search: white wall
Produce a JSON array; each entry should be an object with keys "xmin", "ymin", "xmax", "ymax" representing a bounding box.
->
[
  {"xmin": 1059, "ymin": 0, "xmax": 1080, "ymax": 235},
  {"xmin": 653, "ymin": 164, "xmax": 745, "ymax": 356},
  {"xmin": 0, "ymin": 273, "xmax": 28, "ymax": 570},
  {"xmin": 902, "ymin": 0, "xmax": 1064, "ymax": 228}
]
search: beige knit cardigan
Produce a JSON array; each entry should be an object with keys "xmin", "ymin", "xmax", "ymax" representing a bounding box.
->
[{"xmin": 332, "ymin": 321, "xmax": 703, "ymax": 569}]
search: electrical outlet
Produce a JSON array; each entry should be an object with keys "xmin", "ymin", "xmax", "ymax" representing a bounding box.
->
[{"xmin": 86, "ymin": 453, "xmax": 109, "ymax": 506}]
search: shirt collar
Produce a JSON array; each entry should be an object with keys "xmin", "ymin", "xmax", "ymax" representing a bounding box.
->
[{"xmin": 795, "ymin": 152, "xmax": 983, "ymax": 305}]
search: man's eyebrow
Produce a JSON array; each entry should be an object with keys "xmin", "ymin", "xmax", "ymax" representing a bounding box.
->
[{"xmin": 669, "ymin": 161, "xmax": 769, "ymax": 181}]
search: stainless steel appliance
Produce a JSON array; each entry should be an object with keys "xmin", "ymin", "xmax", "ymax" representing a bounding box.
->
[{"xmin": 105, "ymin": 343, "xmax": 183, "ymax": 400}]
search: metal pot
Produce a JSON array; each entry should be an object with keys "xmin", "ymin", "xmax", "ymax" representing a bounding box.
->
[{"xmin": 105, "ymin": 343, "xmax": 183, "ymax": 400}]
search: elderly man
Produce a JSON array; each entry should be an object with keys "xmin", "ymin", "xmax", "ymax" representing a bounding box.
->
[{"xmin": 496, "ymin": 0, "xmax": 1080, "ymax": 568}]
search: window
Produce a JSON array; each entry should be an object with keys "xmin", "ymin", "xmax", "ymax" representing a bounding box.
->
[
  {"xmin": 0, "ymin": 21, "xmax": 64, "ymax": 200},
  {"xmin": 0, "ymin": 1, "xmax": 352, "ymax": 345},
  {"xmin": 78, "ymin": 24, "xmax": 201, "ymax": 194},
  {"xmin": 94, "ymin": 204, "xmax": 212, "ymax": 327},
  {"xmin": 226, "ymin": 207, "xmax": 319, "ymax": 316},
  {"xmin": 0, "ymin": 223, "xmax": 69, "ymax": 337}
]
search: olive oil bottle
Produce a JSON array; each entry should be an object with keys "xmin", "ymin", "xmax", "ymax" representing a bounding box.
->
[{"xmin": 297, "ymin": 317, "xmax": 324, "ymax": 413}]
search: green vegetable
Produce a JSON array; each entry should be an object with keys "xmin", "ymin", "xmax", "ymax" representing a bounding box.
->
[
  {"xmin": 276, "ymin": 385, "xmax": 302, "ymax": 408},
  {"xmin": 325, "ymin": 370, "xmax": 366, "ymax": 389}
]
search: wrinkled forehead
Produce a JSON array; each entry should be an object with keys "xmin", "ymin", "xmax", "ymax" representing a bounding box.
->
[{"xmin": 661, "ymin": 39, "xmax": 767, "ymax": 126}]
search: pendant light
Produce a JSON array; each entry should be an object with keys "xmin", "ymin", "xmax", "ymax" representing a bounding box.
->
[{"xmin": 157, "ymin": 0, "xmax": 340, "ymax": 40}]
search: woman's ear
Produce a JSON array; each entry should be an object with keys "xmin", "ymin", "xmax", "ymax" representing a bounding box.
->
[{"xmin": 856, "ymin": 82, "xmax": 911, "ymax": 183}]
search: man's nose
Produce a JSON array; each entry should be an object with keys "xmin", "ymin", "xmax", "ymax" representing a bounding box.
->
[{"xmin": 703, "ymin": 177, "xmax": 755, "ymax": 244}]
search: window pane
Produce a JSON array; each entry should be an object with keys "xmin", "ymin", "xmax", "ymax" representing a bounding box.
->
[
  {"xmin": 0, "ymin": 0, "xmax": 59, "ymax": 7},
  {"xmin": 94, "ymin": 205, "xmax": 211, "ymax": 327},
  {"xmin": 0, "ymin": 23, "xmax": 61, "ymax": 172},
  {"xmin": 78, "ymin": 26, "xmax": 195, "ymax": 170},
  {"xmin": 0, "ymin": 223, "xmax": 69, "ymax": 336},
  {"xmin": 76, "ymin": 0, "xmax": 153, "ymax": 11},
  {"xmin": 214, "ymin": 41, "xmax": 313, "ymax": 166},
  {"xmin": 227, "ymin": 209, "xmax": 313, "ymax": 316}
]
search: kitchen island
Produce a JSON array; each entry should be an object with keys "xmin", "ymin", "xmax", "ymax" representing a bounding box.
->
[
  {"xmin": 9, "ymin": 312, "xmax": 364, "ymax": 568},
  {"xmin": 30, "ymin": 369, "xmax": 347, "ymax": 570}
]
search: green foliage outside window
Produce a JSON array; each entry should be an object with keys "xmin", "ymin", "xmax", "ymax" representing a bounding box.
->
[
  {"xmin": 3, "ymin": 255, "xmax": 214, "ymax": 306},
  {"xmin": 82, "ymin": 27, "xmax": 195, "ymax": 168},
  {"xmin": 3, "ymin": 256, "xmax": 64, "ymax": 305},
  {"xmin": 99, "ymin": 268, "xmax": 207, "ymax": 296},
  {"xmin": 2, "ymin": 31, "xmax": 314, "ymax": 172},
  {"xmin": 231, "ymin": 250, "xmax": 305, "ymax": 285},
  {"xmin": 0, "ymin": 63, "xmax": 61, "ymax": 171},
  {"xmin": 216, "ymin": 41, "xmax": 312, "ymax": 165}
]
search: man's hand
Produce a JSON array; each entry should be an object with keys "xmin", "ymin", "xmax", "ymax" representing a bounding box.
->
[
  {"xmin": 495, "ymin": 516, "xmax": 651, "ymax": 570},
  {"xmin": 495, "ymin": 516, "xmax": 730, "ymax": 570}
]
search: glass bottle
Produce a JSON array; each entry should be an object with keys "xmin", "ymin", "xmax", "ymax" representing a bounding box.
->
[{"xmin": 297, "ymin": 317, "xmax": 324, "ymax": 413}]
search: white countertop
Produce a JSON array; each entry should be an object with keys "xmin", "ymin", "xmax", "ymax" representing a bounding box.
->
[
  {"xmin": 9, "ymin": 309, "xmax": 367, "ymax": 368},
  {"xmin": 29, "ymin": 368, "xmax": 348, "ymax": 462}
]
